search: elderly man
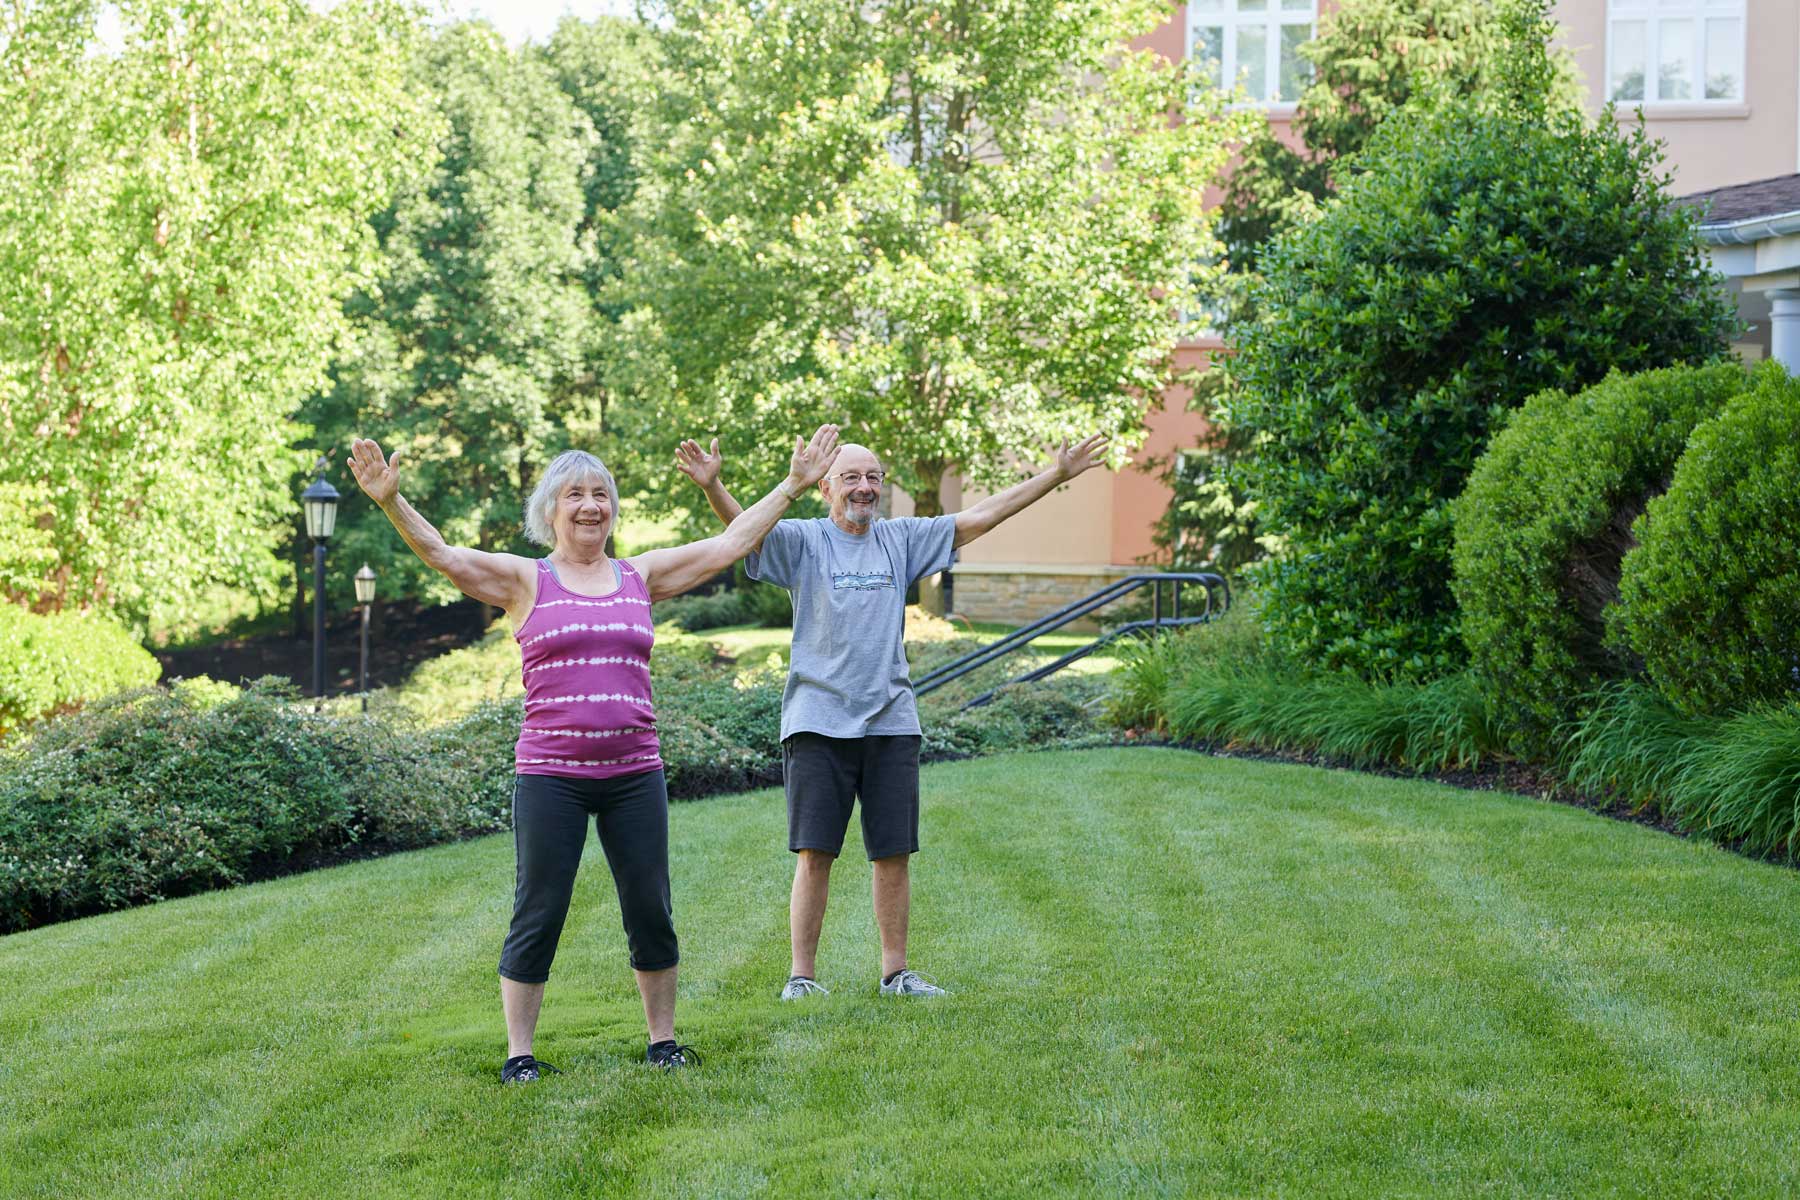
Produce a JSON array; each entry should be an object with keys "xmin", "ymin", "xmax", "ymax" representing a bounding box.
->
[{"xmin": 676, "ymin": 433, "xmax": 1110, "ymax": 998}]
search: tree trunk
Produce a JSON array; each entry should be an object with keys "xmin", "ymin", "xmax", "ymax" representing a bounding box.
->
[
  {"xmin": 910, "ymin": 461, "xmax": 950, "ymax": 614},
  {"xmin": 291, "ymin": 555, "xmax": 306, "ymax": 640},
  {"xmin": 909, "ymin": 462, "xmax": 946, "ymax": 517}
]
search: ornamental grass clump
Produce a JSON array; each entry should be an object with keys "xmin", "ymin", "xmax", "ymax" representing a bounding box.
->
[
  {"xmin": 1166, "ymin": 667, "xmax": 1500, "ymax": 773},
  {"xmin": 1116, "ymin": 608, "xmax": 1502, "ymax": 772},
  {"xmin": 1563, "ymin": 683, "xmax": 1800, "ymax": 859}
]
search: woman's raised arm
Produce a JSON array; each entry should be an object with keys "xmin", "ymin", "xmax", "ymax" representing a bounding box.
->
[{"xmin": 346, "ymin": 438, "xmax": 535, "ymax": 617}]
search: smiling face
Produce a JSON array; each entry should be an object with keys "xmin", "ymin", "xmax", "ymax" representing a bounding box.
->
[
  {"xmin": 821, "ymin": 444, "xmax": 884, "ymax": 529},
  {"xmin": 550, "ymin": 474, "xmax": 614, "ymax": 552}
]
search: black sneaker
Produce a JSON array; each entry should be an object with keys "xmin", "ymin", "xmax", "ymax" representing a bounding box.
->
[
  {"xmin": 645, "ymin": 1041, "xmax": 701, "ymax": 1071},
  {"xmin": 501, "ymin": 1054, "xmax": 562, "ymax": 1084}
]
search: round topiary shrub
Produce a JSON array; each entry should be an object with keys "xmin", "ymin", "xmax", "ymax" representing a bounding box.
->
[
  {"xmin": 1451, "ymin": 361, "xmax": 1752, "ymax": 750},
  {"xmin": 1614, "ymin": 367, "xmax": 1800, "ymax": 715}
]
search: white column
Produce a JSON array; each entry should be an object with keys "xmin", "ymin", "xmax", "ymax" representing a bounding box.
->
[{"xmin": 1770, "ymin": 289, "xmax": 1800, "ymax": 375}]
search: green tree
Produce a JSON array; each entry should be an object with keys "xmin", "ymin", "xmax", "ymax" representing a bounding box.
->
[
  {"xmin": 1225, "ymin": 2, "xmax": 1737, "ymax": 678},
  {"xmin": 537, "ymin": 15, "xmax": 659, "ymax": 323},
  {"xmin": 0, "ymin": 0, "xmax": 429, "ymax": 631},
  {"xmin": 1159, "ymin": 0, "xmax": 1582, "ymax": 576},
  {"xmin": 609, "ymin": 0, "xmax": 1254, "ymax": 518},
  {"xmin": 310, "ymin": 21, "xmax": 647, "ymax": 605},
  {"xmin": 1217, "ymin": 0, "xmax": 1581, "ymax": 277}
]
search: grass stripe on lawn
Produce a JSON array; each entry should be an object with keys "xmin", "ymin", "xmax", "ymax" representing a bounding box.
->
[{"xmin": 5, "ymin": 748, "xmax": 1800, "ymax": 1197}]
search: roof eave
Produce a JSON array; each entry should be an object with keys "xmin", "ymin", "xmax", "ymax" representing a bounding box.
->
[{"xmin": 1697, "ymin": 209, "xmax": 1800, "ymax": 245}]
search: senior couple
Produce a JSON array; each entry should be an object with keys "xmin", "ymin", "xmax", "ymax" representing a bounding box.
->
[{"xmin": 347, "ymin": 423, "xmax": 1110, "ymax": 1082}]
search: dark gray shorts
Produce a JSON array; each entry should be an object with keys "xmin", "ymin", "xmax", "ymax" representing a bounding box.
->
[{"xmin": 783, "ymin": 733, "xmax": 921, "ymax": 860}]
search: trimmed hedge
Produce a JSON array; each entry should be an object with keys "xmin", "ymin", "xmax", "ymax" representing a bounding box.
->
[
  {"xmin": 2, "ymin": 637, "xmax": 1112, "ymax": 931},
  {"xmin": 1615, "ymin": 367, "xmax": 1800, "ymax": 715},
  {"xmin": 1451, "ymin": 362, "xmax": 1751, "ymax": 750},
  {"xmin": 0, "ymin": 605, "xmax": 161, "ymax": 736},
  {"xmin": 0, "ymin": 680, "xmax": 516, "ymax": 932}
]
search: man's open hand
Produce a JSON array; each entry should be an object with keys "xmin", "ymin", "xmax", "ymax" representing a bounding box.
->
[
  {"xmin": 675, "ymin": 438, "xmax": 723, "ymax": 489},
  {"xmin": 1054, "ymin": 433, "xmax": 1112, "ymax": 481}
]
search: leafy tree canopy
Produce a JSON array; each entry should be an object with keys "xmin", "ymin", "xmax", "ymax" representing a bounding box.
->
[
  {"xmin": 1217, "ymin": 0, "xmax": 1583, "ymax": 277},
  {"xmin": 308, "ymin": 18, "xmax": 654, "ymax": 605},
  {"xmin": 609, "ymin": 0, "xmax": 1256, "ymax": 517},
  {"xmin": 1224, "ymin": 0, "xmax": 1737, "ymax": 678},
  {"xmin": 0, "ymin": 0, "xmax": 431, "ymax": 631}
]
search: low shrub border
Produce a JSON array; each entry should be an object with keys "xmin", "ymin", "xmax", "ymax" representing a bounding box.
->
[
  {"xmin": 1111, "ymin": 622, "xmax": 1800, "ymax": 865},
  {"xmin": 0, "ymin": 659, "xmax": 1115, "ymax": 933}
]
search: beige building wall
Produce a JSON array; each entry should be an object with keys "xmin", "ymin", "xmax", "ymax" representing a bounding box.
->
[
  {"xmin": 1553, "ymin": 0, "xmax": 1800, "ymax": 193},
  {"xmin": 942, "ymin": 0, "xmax": 1800, "ymax": 624}
]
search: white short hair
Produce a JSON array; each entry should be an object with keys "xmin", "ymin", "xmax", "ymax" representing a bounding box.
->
[{"xmin": 524, "ymin": 451, "xmax": 619, "ymax": 548}]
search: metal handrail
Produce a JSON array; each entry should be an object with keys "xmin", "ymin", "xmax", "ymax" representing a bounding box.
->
[{"xmin": 914, "ymin": 572, "xmax": 1229, "ymax": 709}]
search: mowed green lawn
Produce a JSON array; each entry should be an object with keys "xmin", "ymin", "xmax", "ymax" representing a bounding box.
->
[{"xmin": 6, "ymin": 749, "xmax": 1800, "ymax": 1198}]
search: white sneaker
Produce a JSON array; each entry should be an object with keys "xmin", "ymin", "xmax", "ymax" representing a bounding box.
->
[
  {"xmin": 879, "ymin": 968, "xmax": 946, "ymax": 997},
  {"xmin": 779, "ymin": 975, "xmax": 830, "ymax": 1001}
]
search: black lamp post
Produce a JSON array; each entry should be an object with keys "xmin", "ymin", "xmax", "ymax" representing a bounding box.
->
[
  {"xmin": 354, "ymin": 563, "xmax": 377, "ymax": 712},
  {"xmin": 300, "ymin": 462, "xmax": 340, "ymax": 700}
]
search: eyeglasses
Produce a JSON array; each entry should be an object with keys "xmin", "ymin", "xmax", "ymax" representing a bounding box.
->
[{"xmin": 834, "ymin": 471, "xmax": 885, "ymax": 486}]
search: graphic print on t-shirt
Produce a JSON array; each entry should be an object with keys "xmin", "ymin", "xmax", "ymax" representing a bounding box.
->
[{"xmin": 832, "ymin": 570, "xmax": 896, "ymax": 591}]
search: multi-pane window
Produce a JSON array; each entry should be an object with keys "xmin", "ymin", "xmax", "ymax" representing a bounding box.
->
[
  {"xmin": 1188, "ymin": 0, "xmax": 1318, "ymax": 106},
  {"xmin": 1608, "ymin": 0, "xmax": 1745, "ymax": 103}
]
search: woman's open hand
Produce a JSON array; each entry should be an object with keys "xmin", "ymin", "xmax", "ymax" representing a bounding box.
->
[{"xmin": 347, "ymin": 438, "xmax": 403, "ymax": 506}]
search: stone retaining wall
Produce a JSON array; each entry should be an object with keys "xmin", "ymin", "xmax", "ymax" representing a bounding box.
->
[{"xmin": 945, "ymin": 568, "xmax": 1140, "ymax": 629}]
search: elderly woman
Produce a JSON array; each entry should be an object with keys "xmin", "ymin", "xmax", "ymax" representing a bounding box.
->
[{"xmin": 347, "ymin": 426, "xmax": 841, "ymax": 1082}]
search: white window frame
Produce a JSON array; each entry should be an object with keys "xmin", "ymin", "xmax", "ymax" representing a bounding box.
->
[
  {"xmin": 1605, "ymin": 0, "xmax": 1746, "ymax": 106},
  {"xmin": 1185, "ymin": 0, "xmax": 1319, "ymax": 109}
]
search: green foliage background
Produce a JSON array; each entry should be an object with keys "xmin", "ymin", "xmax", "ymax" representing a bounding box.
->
[
  {"xmin": 0, "ymin": 0, "xmax": 432, "ymax": 631},
  {"xmin": 0, "ymin": 606, "xmax": 161, "ymax": 735},
  {"xmin": 1164, "ymin": 0, "xmax": 1583, "ymax": 576},
  {"xmin": 610, "ymin": 0, "xmax": 1255, "ymax": 519},
  {"xmin": 305, "ymin": 18, "xmax": 656, "ymax": 608},
  {"xmin": 1225, "ymin": 9, "xmax": 1736, "ymax": 678}
]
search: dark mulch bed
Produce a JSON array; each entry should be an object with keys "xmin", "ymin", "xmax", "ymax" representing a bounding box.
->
[{"xmin": 155, "ymin": 598, "xmax": 493, "ymax": 696}]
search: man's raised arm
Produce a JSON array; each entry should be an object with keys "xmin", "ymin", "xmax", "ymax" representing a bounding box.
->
[
  {"xmin": 676, "ymin": 437, "xmax": 746, "ymax": 527},
  {"xmin": 952, "ymin": 434, "xmax": 1111, "ymax": 549}
]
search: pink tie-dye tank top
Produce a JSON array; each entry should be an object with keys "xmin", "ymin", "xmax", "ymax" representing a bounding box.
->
[{"xmin": 512, "ymin": 557, "xmax": 662, "ymax": 780}]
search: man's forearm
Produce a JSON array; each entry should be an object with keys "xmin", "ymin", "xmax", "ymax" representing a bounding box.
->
[
  {"xmin": 955, "ymin": 466, "xmax": 1067, "ymax": 545},
  {"xmin": 701, "ymin": 482, "xmax": 745, "ymax": 526}
]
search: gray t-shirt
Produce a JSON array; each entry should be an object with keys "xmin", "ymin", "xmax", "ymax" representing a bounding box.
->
[{"xmin": 746, "ymin": 515, "xmax": 958, "ymax": 741}]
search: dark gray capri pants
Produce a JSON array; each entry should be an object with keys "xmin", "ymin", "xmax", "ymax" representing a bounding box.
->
[
  {"xmin": 498, "ymin": 768, "xmax": 678, "ymax": 984},
  {"xmin": 783, "ymin": 733, "xmax": 921, "ymax": 860}
]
